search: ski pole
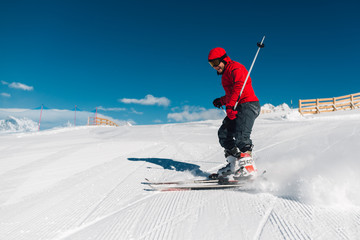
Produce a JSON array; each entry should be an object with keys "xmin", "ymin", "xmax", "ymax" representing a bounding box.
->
[{"xmin": 234, "ymin": 35, "xmax": 265, "ymax": 110}]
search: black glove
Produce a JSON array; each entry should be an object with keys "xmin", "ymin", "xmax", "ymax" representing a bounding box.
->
[{"xmin": 213, "ymin": 98, "xmax": 222, "ymax": 108}]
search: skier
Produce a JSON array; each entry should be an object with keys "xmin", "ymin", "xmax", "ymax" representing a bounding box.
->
[{"xmin": 208, "ymin": 47, "xmax": 261, "ymax": 179}]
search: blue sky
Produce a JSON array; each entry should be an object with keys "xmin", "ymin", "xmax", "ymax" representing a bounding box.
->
[{"xmin": 1, "ymin": 0, "xmax": 359, "ymax": 125}]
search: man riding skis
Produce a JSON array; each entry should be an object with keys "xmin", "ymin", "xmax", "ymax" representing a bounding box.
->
[{"xmin": 208, "ymin": 47, "xmax": 261, "ymax": 179}]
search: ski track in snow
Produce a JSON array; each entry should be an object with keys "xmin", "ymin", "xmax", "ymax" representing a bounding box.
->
[
  {"xmin": 1, "ymin": 113, "xmax": 360, "ymax": 240},
  {"xmin": 253, "ymin": 196, "xmax": 276, "ymax": 240}
]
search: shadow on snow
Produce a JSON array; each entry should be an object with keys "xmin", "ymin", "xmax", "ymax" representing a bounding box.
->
[{"xmin": 127, "ymin": 157, "xmax": 209, "ymax": 177}]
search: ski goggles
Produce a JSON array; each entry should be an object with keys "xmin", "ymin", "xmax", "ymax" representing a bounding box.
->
[{"xmin": 208, "ymin": 53, "xmax": 227, "ymax": 67}]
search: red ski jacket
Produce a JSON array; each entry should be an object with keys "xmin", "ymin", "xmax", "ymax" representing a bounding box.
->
[{"xmin": 220, "ymin": 58, "xmax": 259, "ymax": 108}]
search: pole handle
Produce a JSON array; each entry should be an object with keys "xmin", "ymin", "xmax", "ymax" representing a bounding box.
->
[{"xmin": 257, "ymin": 35, "xmax": 266, "ymax": 48}]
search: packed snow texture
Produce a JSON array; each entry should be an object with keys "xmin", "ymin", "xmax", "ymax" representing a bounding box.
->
[{"xmin": 0, "ymin": 107, "xmax": 360, "ymax": 239}]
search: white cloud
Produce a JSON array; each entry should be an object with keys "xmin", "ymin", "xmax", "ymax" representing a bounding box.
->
[
  {"xmin": 130, "ymin": 108, "xmax": 143, "ymax": 115},
  {"xmin": 119, "ymin": 94, "xmax": 170, "ymax": 107},
  {"xmin": 1, "ymin": 93, "xmax": 11, "ymax": 98},
  {"xmin": 1, "ymin": 81, "xmax": 34, "ymax": 91},
  {"xmin": 9, "ymin": 82, "xmax": 34, "ymax": 91},
  {"xmin": 167, "ymin": 105, "xmax": 225, "ymax": 122},
  {"xmin": 97, "ymin": 106, "xmax": 126, "ymax": 112}
]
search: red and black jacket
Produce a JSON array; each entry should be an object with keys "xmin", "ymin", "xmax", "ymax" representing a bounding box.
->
[{"xmin": 220, "ymin": 57, "xmax": 259, "ymax": 108}]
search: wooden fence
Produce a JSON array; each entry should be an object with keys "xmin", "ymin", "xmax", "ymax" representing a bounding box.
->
[
  {"xmin": 299, "ymin": 92, "xmax": 360, "ymax": 114},
  {"xmin": 88, "ymin": 117, "xmax": 119, "ymax": 127},
  {"xmin": 260, "ymin": 109, "xmax": 272, "ymax": 114}
]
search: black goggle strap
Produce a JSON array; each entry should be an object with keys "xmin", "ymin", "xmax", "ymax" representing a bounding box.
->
[{"xmin": 209, "ymin": 53, "xmax": 227, "ymax": 67}]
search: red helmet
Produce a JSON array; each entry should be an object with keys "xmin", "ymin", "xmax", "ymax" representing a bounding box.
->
[
  {"xmin": 208, "ymin": 47, "xmax": 226, "ymax": 60},
  {"xmin": 208, "ymin": 47, "xmax": 230, "ymax": 67}
]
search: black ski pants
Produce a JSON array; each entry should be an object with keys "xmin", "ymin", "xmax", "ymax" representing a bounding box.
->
[{"xmin": 218, "ymin": 101, "xmax": 260, "ymax": 152}]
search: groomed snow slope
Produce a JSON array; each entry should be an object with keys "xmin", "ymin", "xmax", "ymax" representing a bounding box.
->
[{"xmin": 0, "ymin": 109, "xmax": 360, "ymax": 240}]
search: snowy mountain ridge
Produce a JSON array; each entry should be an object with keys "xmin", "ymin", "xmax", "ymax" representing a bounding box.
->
[
  {"xmin": 0, "ymin": 108, "xmax": 128, "ymax": 132},
  {"xmin": 0, "ymin": 116, "xmax": 38, "ymax": 133},
  {"xmin": 0, "ymin": 104, "xmax": 292, "ymax": 133},
  {"xmin": 262, "ymin": 103, "xmax": 291, "ymax": 112}
]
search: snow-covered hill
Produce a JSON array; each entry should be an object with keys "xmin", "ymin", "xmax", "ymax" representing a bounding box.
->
[{"xmin": 0, "ymin": 108, "xmax": 360, "ymax": 239}]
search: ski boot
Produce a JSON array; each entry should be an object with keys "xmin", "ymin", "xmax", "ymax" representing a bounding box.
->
[
  {"xmin": 234, "ymin": 145, "xmax": 257, "ymax": 180},
  {"xmin": 209, "ymin": 147, "xmax": 241, "ymax": 180}
]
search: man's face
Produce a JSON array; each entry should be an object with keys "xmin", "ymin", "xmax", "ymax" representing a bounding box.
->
[{"xmin": 212, "ymin": 62, "xmax": 225, "ymax": 74}]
